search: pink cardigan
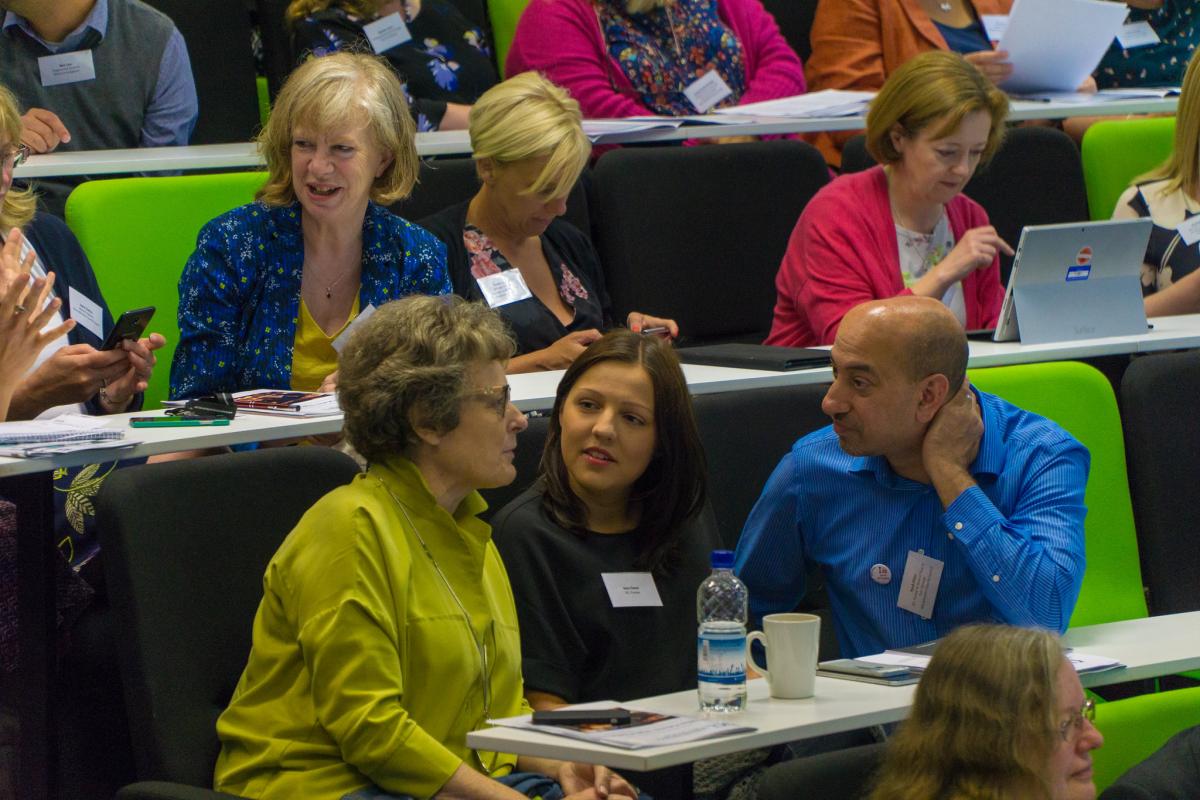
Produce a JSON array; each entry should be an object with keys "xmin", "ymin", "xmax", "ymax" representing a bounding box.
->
[
  {"xmin": 505, "ymin": 0, "xmax": 806, "ymax": 119},
  {"xmin": 765, "ymin": 166, "xmax": 1004, "ymax": 347}
]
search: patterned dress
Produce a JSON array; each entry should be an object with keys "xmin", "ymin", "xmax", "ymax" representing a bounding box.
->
[{"xmin": 1096, "ymin": 0, "xmax": 1199, "ymax": 89}]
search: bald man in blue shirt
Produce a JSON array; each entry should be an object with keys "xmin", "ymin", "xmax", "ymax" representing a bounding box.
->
[{"xmin": 735, "ymin": 297, "xmax": 1089, "ymax": 658}]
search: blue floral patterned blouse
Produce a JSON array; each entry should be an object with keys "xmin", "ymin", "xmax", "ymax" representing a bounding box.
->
[
  {"xmin": 170, "ymin": 201, "xmax": 450, "ymax": 400},
  {"xmin": 291, "ymin": 4, "xmax": 498, "ymax": 131},
  {"xmin": 597, "ymin": 0, "xmax": 747, "ymax": 115},
  {"xmin": 1096, "ymin": 0, "xmax": 1198, "ymax": 89}
]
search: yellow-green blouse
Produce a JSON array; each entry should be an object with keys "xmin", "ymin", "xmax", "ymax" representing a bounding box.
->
[
  {"xmin": 289, "ymin": 295, "xmax": 359, "ymax": 392},
  {"xmin": 214, "ymin": 458, "xmax": 530, "ymax": 800}
]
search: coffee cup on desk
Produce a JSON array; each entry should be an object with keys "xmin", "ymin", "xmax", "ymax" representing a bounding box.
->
[{"xmin": 746, "ymin": 613, "xmax": 820, "ymax": 699}]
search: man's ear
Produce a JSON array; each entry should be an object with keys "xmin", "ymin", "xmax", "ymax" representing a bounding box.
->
[{"xmin": 915, "ymin": 373, "xmax": 952, "ymax": 424}]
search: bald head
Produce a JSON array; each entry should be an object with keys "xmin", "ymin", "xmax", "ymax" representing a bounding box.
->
[{"xmin": 840, "ymin": 297, "xmax": 969, "ymax": 392}]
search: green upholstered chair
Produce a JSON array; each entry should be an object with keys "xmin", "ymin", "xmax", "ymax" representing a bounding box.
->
[
  {"xmin": 65, "ymin": 172, "xmax": 269, "ymax": 410},
  {"xmin": 967, "ymin": 361, "xmax": 1147, "ymax": 628},
  {"xmin": 1091, "ymin": 685, "xmax": 1200, "ymax": 792},
  {"xmin": 1080, "ymin": 117, "xmax": 1176, "ymax": 220},
  {"xmin": 487, "ymin": 0, "xmax": 530, "ymax": 76}
]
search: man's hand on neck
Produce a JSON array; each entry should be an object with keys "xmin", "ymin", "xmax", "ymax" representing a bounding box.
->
[{"xmin": 920, "ymin": 382, "xmax": 984, "ymax": 509}]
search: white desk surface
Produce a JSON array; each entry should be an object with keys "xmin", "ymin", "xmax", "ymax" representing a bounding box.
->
[
  {"xmin": 12, "ymin": 97, "xmax": 1176, "ymax": 178},
  {"xmin": 7, "ymin": 313, "xmax": 1200, "ymax": 478},
  {"xmin": 466, "ymin": 611, "xmax": 1200, "ymax": 772}
]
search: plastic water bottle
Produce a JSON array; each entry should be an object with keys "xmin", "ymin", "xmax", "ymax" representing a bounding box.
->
[{"xmin": 697, "ymin": 549, "xmax": 748, "ymax": 712}]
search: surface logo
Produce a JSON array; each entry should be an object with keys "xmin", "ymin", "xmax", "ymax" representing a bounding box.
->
[{"xmin": 1066, "ymin": 246, "xmax": 1092, "ymax": 282}]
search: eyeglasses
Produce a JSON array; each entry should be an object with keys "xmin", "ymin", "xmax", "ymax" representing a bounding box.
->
[
  {"xmin": 1, "ymin": 144, "xmax": 30, "ymax": 171},
  {"xmin": 1058, "ymin": 698, "xmax": 1096, "ymax": 741},
  {"xmin": 466, "ymin": 383, "xmax": 512, "ymax": 417}
]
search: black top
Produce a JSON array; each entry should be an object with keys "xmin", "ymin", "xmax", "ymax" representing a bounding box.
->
[
  {"xmin": 491, "ymin": 487, "xmax": 721, "ymax": 703},
  {"xmin": 1099, "ymin": 725, "xmax": 1200, "ymax": 800},
  {"xmin": 421, "ymin": 200, "xmax": 613, "ymax": 355},
  {"xmin": 290, "ymin": 4, "xmax": 499, "ymax": 131}
]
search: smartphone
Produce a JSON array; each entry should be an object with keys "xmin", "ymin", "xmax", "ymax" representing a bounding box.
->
[
  {"xmin": 100, "ymin": 306, "xmax": 156, "ymax": 351},
  {"xmin": 818, "ymin": 659, "xmax": 911, "ymax": 679},
  {"xmin": 130, "ymin": 417, "xmax": 231, "ymax": 428},
  {"xmin": 530, "ymin": 708, "xmax": 632, "ymax": 727}
]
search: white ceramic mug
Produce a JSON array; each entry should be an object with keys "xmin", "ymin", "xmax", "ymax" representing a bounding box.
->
[{"xmin": 746, "ymin": 612, "xmax": 820, "ymax": 699}]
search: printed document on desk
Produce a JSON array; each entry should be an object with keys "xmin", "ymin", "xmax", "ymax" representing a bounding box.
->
[
  {"xmin": 1014, "ymin": 88, "xmax": 1181, "ymax": 103},
  {"xmin": 859, "ymin": 648, "xmax": 1123, "ymax": 675},
  {"xmin": 998, "ymin": 0, "xmax": 1128, "ymax": 93},
  {"xmin": 582, "ymin": 118, "xmax": 685, "ymax": 143},
  {"xmin": 488, "ymin": 705, "xmax": 754, "ymax": 750},
  {"xmin": 712, "ymin": 89, "xmax": 874, "ymax": 118},
  {"xmin": 0, "ymin": 414, "xmax": 137, "ymax": 457}
]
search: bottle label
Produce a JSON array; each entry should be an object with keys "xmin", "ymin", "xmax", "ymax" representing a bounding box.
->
[{"xmin": 698, "ymin": 630, "xmax": 746, "ymax": 685}]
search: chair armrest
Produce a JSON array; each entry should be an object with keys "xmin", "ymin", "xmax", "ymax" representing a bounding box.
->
[{"xmin": 116, "ymin": 782, "xmax": 248, "ymax": 800}]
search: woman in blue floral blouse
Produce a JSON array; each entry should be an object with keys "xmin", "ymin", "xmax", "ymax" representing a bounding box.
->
[
  {"xmin": 288, "ymin": 0, "xmax": 499, "ymax": 132},
  {"xmin": 170, "ymin": 52, "xmax": 450, "ymax": 400}
]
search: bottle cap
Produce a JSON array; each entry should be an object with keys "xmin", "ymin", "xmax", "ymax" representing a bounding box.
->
[{"xmin": 711, "ymin": 549, "xmax": 735, "ymax": 569}]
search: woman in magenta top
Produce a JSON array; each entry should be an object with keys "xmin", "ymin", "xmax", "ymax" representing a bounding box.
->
[
  {"xmin": 505, "ymin": 0, "xmax": 805, "ymax": 122},
  {"xmin": 767, "ymin": 51, "xmax": 1009, "ymax": 347}
]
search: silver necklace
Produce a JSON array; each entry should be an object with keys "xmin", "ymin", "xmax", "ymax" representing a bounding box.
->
[{"xmin": 939, "ymin": 1, "xmax": 952, "ymax": 10}]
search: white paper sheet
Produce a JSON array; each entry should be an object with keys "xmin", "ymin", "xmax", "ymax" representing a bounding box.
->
[
  {"xmin": 711, "ymin": 89, "xmax": 874, "ymax": 119},
  {"xmin": 998, "ymin": 0, "xmax": 1129, "ymax": 93}
]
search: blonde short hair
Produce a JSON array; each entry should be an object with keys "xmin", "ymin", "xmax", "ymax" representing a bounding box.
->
[
  {"xmin": 338, "ymin": 295, "xmax": 516, "ymax": 463},
  {"xmin": 869, "ymin": 625, "xmax": 1065, "ymax": 800},
  {"xmin": 0, "ymin": 83, "xmax": 37, "ymax": 231},
  {"xmin": 1139, "ymin": 48, "xmax": 1200, "ymax": 199},
  {"xmin": 866, "ymin": 51, "xmax": 1009, "ymax": 166},
  {"xmin": 285, "ymin": 0, "xmax": 383, "ymax": 24},
  {"xmin": 256, "ymin": 51, "xmax": 418, "ymax": 207},
  {"xmin": 469, "ymin": 72, "xmax": 590, "ymax": 199}
]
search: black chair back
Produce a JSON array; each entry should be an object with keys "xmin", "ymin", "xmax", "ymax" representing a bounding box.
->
[
  {"xmin": 589, "ymin": 141, "xmax": 829, "ymax": 344},
  {"xmin": 757, "ymin": 742, "xmax": 887, "ymax": 800},
  {"xmin": 840, "ymin": 128, "xmax": 1089, "ymax": 285},
  {"xmin": 757, "ymin": 0, "xmax": 819, "ymax": 63},
  {"xmin": 1121, "ymin": 351, "xmax": 1200, "ymax": 616},
  {"xmin": 143, "ymin": 0, "xmax": 262, "ymax": 143},
  {"xmin": 479, "ymin": 413, "xmax": 551, "ymax": 519},
  {"xmin": 96, "ymin": 447, "xmax": 361, "ymax": 786},
  {"xmin": 256, "ymin": 0, "xmax": 294, "ymax": 100}
]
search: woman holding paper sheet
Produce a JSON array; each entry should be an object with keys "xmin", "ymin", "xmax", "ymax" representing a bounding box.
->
[
  {"xmin": 422, "ymin": 73, "xmax": 677, "ymax": 374},
  {"xmin": 766, "ymin": 52, "xmax": 1008, "ymax": 347},
  {"xmin": 170, "ymin": 52, "xmax": 450, "ymax": 401},
  {"xmin": 287, "ymin": 0, "xmax": 499, "ymax": 132},
  {"xmin": 867, "ymin": 624, "xmax": 1104, "ymax": 800},
  {"xmin": 214, "ymin": 295, "xmax": 638, "ymax": 800},
  {"xmin": 1112, "ymin": 48, "xmax": 1200, "ymax": 317}
]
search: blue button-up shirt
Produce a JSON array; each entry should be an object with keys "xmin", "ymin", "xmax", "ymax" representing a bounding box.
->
[
  {"xmin": 734, "ymin": 389, "xmax": 1089, "ymax": 659},
  {"xmin": 3, "ymin": 0, "xmax": 197, "ymax": 147}
]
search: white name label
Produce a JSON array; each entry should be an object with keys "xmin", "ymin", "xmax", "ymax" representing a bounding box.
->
[
  {"xmin": 1177, "ymin": 214, "xmax": 1200, "ymax": 246},
  {"xmin": 68, "ymin": 286, "xmax": 104, "ymax": 340},
  {"xmin": 896, "ymin": 550, "xmax": 944, "ymax": 620},
  {"xmin": 601, "ymin": 572, "xmax": 663, "ymax": 608},
  {"xmin": 1116, "ymin": 21, "xmax": 1160, "ymax": 50},
  {"xmin": 684, "ymin": 70, "xmax": 733, "ymax": 113},
  {"xmin": 363, "ymin": 12, "xmax": 413, "ymax": 53},
  {"xmin": 331, "ymin": 303, "xmax": 377, "ymax": 354},
  {"xmin": 981, "ymin": 14, "xmax": 1009, "ymax": 41},
  {"xmin": 38, "ymin": 50, "xmax": 97, "ymax": 87},
  {"xmin": 476, "ymin": 269, "xmax": 533, "ymax": 308}
]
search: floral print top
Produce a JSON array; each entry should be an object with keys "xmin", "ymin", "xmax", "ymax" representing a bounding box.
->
[
  {"xmin": 291, "ymin": 3, "xmax": 499, "ymax": 131},
  {"xmin": 462, "ymin": 223, "xmax": 607, "ymax": 355},
  {"xmin": 171, "ymin": 201, "xmax": 450, "ymax": 400},
  {"xmin": 1096, "ymin": 0, "xmax": 1198, "ymax": 89},
  {"xmin": 596, "ymin": 0, "xmax": 747, "ymax": 115}
]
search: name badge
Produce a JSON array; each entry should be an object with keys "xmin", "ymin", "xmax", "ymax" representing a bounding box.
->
[
  {"xmin": 896, "ymin": 550, "xmax": 944, "ymax": 620},
  {"xmin": 363, "ymin": 12, "xmax": 413, "ymax": 54},
  {"xmin": 476, "ymin": 269, "xmax": 533, "ymax": 308},
  {"xmin": 1116, "ymin": 21, "xmax": 1160, "ymax": 49},
  {"xmin": 980, "ymin": 14, "xmax": 1009, "ymax": 41},
  {"xmin": 331, "ymin": 303, "xmax": 377, "ymax": 354},
  {"xmin": 601, "ymin": 572, "xmax": 663, "ymax": 608},
  {"xmin": 683, "ymin": 70, "xmax": 733, "ymax": 113},
  {"xmin": 1177, "ymin": 214, "xmax": 1200, "ymax": 246},
  {"xmin": 38, "ymin": 49, "xmax": 97, "ymax": 87},
  {"xmin": 68, "ymin": 286, "xmax": 104, "ymax": 339}
]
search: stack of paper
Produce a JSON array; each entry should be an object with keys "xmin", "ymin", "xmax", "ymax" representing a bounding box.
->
[
  {"xmin": 231, "ymin": 389, "xmax": 341, "ymax": 417},
  {"xmin": 712, "ymin": 90, "xmax": 874, "ymax": 119},
  {"xmin": 0, "ymin": 414, "xmax": 133, "ymax": 457},
  {"xmin": 489, "ymin": 707, "xmax": 754, "ymax": 750},
  {"xmin": 582, "ymin": 118, "xmax": 685, "ymax": 143},
  {"xmin": 859, "ymin": 646, "xmax": 1124, "ymax": 675},
  {"xmin": 999, "ymin": 0, "xmax": 1129, "ymax": 94}
]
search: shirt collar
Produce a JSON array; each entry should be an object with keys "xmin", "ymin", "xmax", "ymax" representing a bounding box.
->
[
  {"xmin": 847, "ymin": 387, "xmax": 1005, "ymax": 487},
  {"xmin": 3, "ymin": 0, "xmax": 108, "ymax": 51}
]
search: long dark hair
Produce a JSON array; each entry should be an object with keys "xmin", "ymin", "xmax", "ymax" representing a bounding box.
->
[{"xmin": 539, "ymin": 330, "xmax": 707, "ymax": 576}]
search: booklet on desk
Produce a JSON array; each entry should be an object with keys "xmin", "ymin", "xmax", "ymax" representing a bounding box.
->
[
  {"xmin": 675, "ymin": 343, "xmax": 831, "ymax": 371},
  {"xmin": 166, "ymin": 390, "xmax": 342, "ymax": 417},
  {"xmin": 489, "ymin": 706, "xmax": 754, "ymax": 750},
  {"xmin": 858, "ymin": 642, "xmax": 1123, "ymax": 676}
]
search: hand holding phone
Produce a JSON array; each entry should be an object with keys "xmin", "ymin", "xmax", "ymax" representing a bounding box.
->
[{"xmin": 101, "ymin": 306, "xmax": 155, "ymax": 351}]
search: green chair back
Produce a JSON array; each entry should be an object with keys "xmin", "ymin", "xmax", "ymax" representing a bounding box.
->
[
  {"xmin": 967, "ymin": 361, "xmax": 1147, "ymax": 627},
  {"xmin": 487, "ymin": 0, "xmax": 530, "ymax": 77},
  {"xmin": 256, "ymin": 75, "xmax": 271, "ymax": 128},
  {"xmin": 1092, "ymin": 685, "xmax": 1200, "ymax": 792},
  {"xmin": 65, "ymin": 171, "xmax": 269, "ymax": 410},
  {"xmin": 1080, "ymin": 117, "xmax": 1176, "ymax": 220}
]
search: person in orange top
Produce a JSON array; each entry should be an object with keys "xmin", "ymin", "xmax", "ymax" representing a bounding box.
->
[{"xmin": 805, "ymin": 0, "xmax": 1012, "ymax": 166}]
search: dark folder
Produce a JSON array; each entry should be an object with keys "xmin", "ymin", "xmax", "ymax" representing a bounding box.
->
[{"xmin": 676, "ymin": 343, "xmax": 832, "ymax": 371}]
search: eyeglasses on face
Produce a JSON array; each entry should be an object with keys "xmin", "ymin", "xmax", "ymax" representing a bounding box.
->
[
  {"xmin": 466, "ymin": 383, "xmax": 512, "ymax": 417},
  {"xmin": 1058, "ymin": 698, "xmax": 1096, "ymax": 741},
  {"xmin": 1, "ymin": 143, "xmax": 31, "ymax": 170}
]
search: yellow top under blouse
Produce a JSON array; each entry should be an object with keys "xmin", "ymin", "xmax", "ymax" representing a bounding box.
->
[{"xmin": 290, "ymin": 295, "xmax": 359, "ymax": 391}]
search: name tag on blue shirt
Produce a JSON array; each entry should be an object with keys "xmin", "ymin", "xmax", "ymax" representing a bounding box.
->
[
  {"xmin": 38, "ymin": 50, "xmax": 97, "ymax": 87},
  {"xmin": 897, "ymin": 550, "xmax": 943, "ymax": 620}
]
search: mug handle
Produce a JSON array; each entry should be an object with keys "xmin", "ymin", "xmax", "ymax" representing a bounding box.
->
[{"xmin": 746, "ymin": 630, "xmax": 769, "ymax": 682}]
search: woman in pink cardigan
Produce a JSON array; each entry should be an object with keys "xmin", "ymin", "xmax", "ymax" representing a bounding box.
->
[
  {"xmin": 505, "ymin": 0, "xmax": 805, "ymax": 125},
  {"xmin": 767, "ymin": 52, "xmax": 1009, "ymax": 347}
]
